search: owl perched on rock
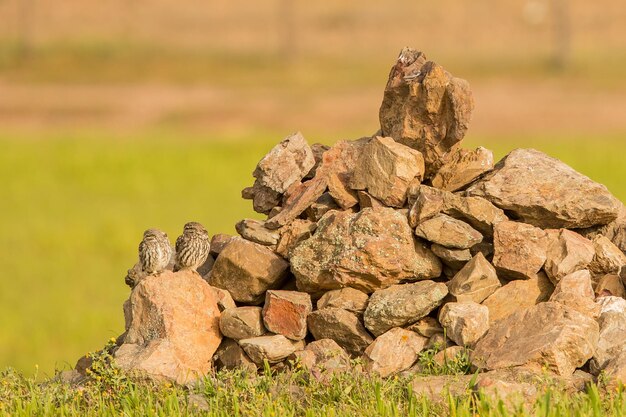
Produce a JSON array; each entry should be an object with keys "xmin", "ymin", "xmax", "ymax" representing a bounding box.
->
[
  {"xmin": 174, "ymin": 222, "xmax": 210, "ymax": 272},
  {"xmin": 138, "ymin": 228, "xmax": 172, "ymax": 275}
]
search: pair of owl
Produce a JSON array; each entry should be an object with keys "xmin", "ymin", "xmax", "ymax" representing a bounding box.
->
[{"xmin": 139, "ymin": 221, "xmax": 210, "ymax": 275}]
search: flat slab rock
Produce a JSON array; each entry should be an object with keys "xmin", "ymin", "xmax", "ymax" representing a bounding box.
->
[
  {"xmin": 291, "ymin": 207, "xmax": 441, "ymax": 294},
  {"xmin": 471, "ymin": 301, "xmax": 599, "ymax": 376},
  {"xmin": 466, "ymin": 148, "xmax": 621, "ymax": 229}
]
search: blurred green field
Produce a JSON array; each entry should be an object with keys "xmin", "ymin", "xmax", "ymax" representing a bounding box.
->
[{"xmin": 0, "ymin": 130, "xmax": 625, "ymax": 377}]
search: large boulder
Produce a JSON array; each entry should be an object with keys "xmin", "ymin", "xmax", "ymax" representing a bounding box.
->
[
  {"xmin": 209, "ymin": 237, "xmax": 290, "ymax": 304},
  {"xmin": 114, "ymin": 271, "xmax": 222, "ymax": 383},
  {"xmin": 466, "ymin": 149, "xmax": 621, "ymax": 229},
  {"xmin": 351, "ymin": 136, "xmax": 425, "ymax": 207},
  {"xmin": 291, "ymin": 208, "xmax": 441, "ymax": 294},
  {"xmin": 471, "ymin": 302, "xmax": 599, "ymax": 376},
  {"xmin": 363, "ymin": 281, "xmax": 448, "ymax": 336},
  {"xmin": 379, "ymin": 48, "xmax": 474, "ymax": 177}
]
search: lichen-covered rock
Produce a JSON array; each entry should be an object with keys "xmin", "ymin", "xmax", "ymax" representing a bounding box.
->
[
  {"xmin": 415, "ymin": 214, "xmax": 482, "ymax": 249},
  {"xmin": 466, "ymin": 149, "xmax": 621, "ymax": 229},
  {"xmin": 363, "ymin": 281, "xmax": 448, "ymax": 336},
  {"xmin": 351, "ymin": 136, "xmax": 425, "ymax": 207},
  {"xmin": 438, "ymin": 302, "xmax": 489, "ymax": 347},
  {"xmin": 492, "ymin": 220, "xmax": 548, "ymax": 280},
  {"xmin": 471, "ymin": 302, "xmax": 599, "ymax": 376},
  {"xmin": 262, "ymin": 290, "xmax": 312, "ymax": 340},
  {"xmin": 316, "ymin": 288, "xmax": 369, "ymax": 316},
  {"xmin": 209, "ymin": 237, "xmax": 290, "ymax": 304},
  {"xmin": 219, "ymin": 307, "xmax": 267, "ymax": 341},
  {"xmin": 432, "ymin": 147, "xmax": 493, "ymax": 192},
  {"xmin": 114, "ymin": 271, "xmax": 222, "ymax": 383},
  {"xmin": 307, "ymin": 308, "xmax": 374, "ymax": 357},
  {"xmin": 291, "ymin": 208, "xmax": 441, "ymax": 294},
  {"xmin": 448, "ymin": 253, "xmax": 501, "ymax": 303},
  {"xmin": 363, "ymin": 328, "xmax": 427, "ymax": 377},
  {"xmin": 544, "ymin": 229, "xmax": 595, "ymax": 284},
  {"xmin": 379, "ymin": 48, "xmax": 474, "ymax": 177}
]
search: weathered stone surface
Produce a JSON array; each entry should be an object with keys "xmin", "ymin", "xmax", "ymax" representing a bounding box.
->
[
  {"xmin": 578, "ymin": 203, "xmax": 626, "ymax": 254},
  {"xmin": 210, "ymin": 234, "xmax": 234, "ymax": 257},
  {"xmin": 432, "ymin": 147, "xmax": 493, "ymax": 192},
  {"xmin": 595, "ymin": 274, "xmax": 625, "ymax": 298},
  {"xmin": 291, "ymin": 208, "xmax": 441, "ymax": 294},
  {"xmin": 425, "ymin": 333, "xmax": 453, "ymax": 350},
  {"xmin": 114, "ymin": 271, "xmax": 222, "ymax": 383},
  {"xmin": 602, "ymin": 349, "xmax": 626, "ymax": 389},
  {"xmin": 213, "ymin": 338, "xmax": 257, "ymax": 372},
  {"xmin": 466, "ymin": 149, "xmax": 621, "ymax": 229},
  {"xmin": 448, "ymin": 253, "xmax": 501, "ymax": 303},
  {"xmin": 242, "ymin": 180, "xmax": 282, "ymax": 215},
  {"xmin": 239, "ymin": 335, "xmax": 303, "ymax": 365},
  {"xmin": 326, "ymin": 139, "xmax": 370, "ymax": 209},
  {"xmin": 588, "ymin": 235, "xmax": 626, "ymax": 276},
  {"xmin": 252, "ymin": 132, "xmax": 315, "ymax": 194},
  {"xmin": 491, "ymin": 220, "xmax": 548, "ymax": 280},
  {"xmin": 406, "ymin": 317, "xmax": 443, "ymax": 338},
  {"xmin": 470, "ymin": 241, "xmax": 494, "ymax": 259},
  {"xmin": 357, "ymin": 191, "xmax": 385, "ymax": 210},
  {"xmin": 590, "ymin": 297, "xmax": 626, "ymax": 374},
  {"xmin": 473, "ymin": 369, "xmax": 540, "ymax": 406},
  {"xmin": 471, "ymin": 302, "xmax": 599, "ymax": 376},
  {"xmin": 544, "ymin": 229, "xmax": 595, "ymax": 284},
  {"xmin": 209, "ymin": 237, "xmax": 290, "ymax": 304},
  {"xmin": 363, "ymin": 328, "xmax": 427, "ymax": 377},
  {"xmin": 275, "ymin": 219, "xmax": 317, "ymax": 259},
  {"xmin": 363, "ymin": 281, "xmax": 448, "ymax": 336},
  {"xmin": 438, "ymin": 302, "xmax": 489, "ymax": 347},
  {"xmin": 379, "ymin": 48, "xmax": 474, "ymax": 177},
  {"xmin": 262, "ymin": 290, "xmax": 312, "ymax": 340},
  {"xmin": 351, "ymin": 136, "xmax": 425, "ymax": 207},
  {"xmin": 306, "ymin": 193, "xmax": 339, "ymax": 222},
  {"xmin": 316, "ymin": 288, "xmax": 369, "ymax": 316},
  {"xmin": 291, "ymin": 339, "xmax": 351, "ymax": 378},
  {"xmin": 482, "ymin": 272, "xmax": 554, "ymax": 325},
  {"xmin": 411, "ymin": 375, "xmax": 473, "ymax": 401},
  {"xmin": 219, "ymin": 307, "xmax": 266, "ymax": 340},
  {"xmin": 208, "ymin": 286, "xmax": 236, "ymax": 312},
  {"xmin": 415, "ymin": 214, "xmax": 482, "ymax": 249},
  {"xmin": 549, "ymin": 270, "xmax": 600, "ymax": 318},
  {"xmin": 304, "ymin": 143, "xmax": 330, "ymax": 179},
  {"xmin": 307, "ymin": 308, "xmax": 374, "ymax": 357},
  {"xmin": 431, "ymin": 244, "xmax": 472, "ymax": 270},
  {"xmin": 408, "ymin": 185, "xmax": 445, "ymax": 227},
  {"xmin": 235, "ymin": 219, "xmax": 280, "ymax": 246}
]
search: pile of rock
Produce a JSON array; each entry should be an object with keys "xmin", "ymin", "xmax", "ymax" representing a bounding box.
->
[{"xmin": 86, "ymin": 48, "xmax": 626, "ymax": 392}]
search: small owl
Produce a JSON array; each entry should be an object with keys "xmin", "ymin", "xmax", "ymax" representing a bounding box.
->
[
  {"xmin": 174, "ymin": 221, "xmax": 210, "ymax": 272},
  {"xmin": 138, "ymin": 228, "xmax": 172, "ymax": 275}
]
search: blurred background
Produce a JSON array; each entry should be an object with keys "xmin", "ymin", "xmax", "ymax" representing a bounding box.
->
[{"xmin": 0, "ymin": 0, "xmax": 625, "ymax": 377}]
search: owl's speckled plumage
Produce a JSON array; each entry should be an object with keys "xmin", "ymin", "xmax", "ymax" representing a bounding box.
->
[
  {"xmin": 174, "ymin": 222, "xmax": 210, "ymax": 272},
  {"xmin": 138, "ymin": 228, "xmax": 172, "ymax": 275}
]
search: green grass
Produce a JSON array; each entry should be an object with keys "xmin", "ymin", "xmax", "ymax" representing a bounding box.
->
[{"xmin": 0, "ymin": 130, "xmax": 624, "ymax": 378}]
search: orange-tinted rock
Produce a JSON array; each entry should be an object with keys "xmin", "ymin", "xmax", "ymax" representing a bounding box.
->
[
  {"xmin": 595, "ymin": 274, "xmax": 625, "ymax": 298},
  {"xmin": 544, "ymin": 229, "xmax": 595, "ymax": 284},
  {"xmin": 549, "ymin": 270, "xmax": 600, "ymax": 318},
  {"xmin": 219, "ymin": 307, "xmax": 267, "ymax": 340},
  {"xmin": 415, "ymin": 214, "xmax": 482, "ymax": 249},
  {"xmin": 262, "ymin": 290, "xmax": 312, "ymax": 340},
  {"xmin": 363, "ymin": 328, "xmax": 427, "ymax": 377},
  {"xmin": 307, "ymin": 308, "xmax": 374, "ymax": 357},
  {"xmin": 492, "ymin": 220, "xmax": 548, "ymax": 280},
  {"xmin": 325, "ymin": 139, "xmax": 370, "ymax": 209},
  {"xmin": 448, "ymin": 253, "xmax": 500, "ymax": 303},
  {"xmin": 438, "ymin": 302, "xmax": 489, "ymax": 347},
  {"xmin": 432, "ymin": 147, "xmax": 493, "ymax": 192},
  {"xmin": 235, "ymin": 219, "xmax": 279, "ymax": 246},
  {"xmin": 588, "ymin": 235, "xmax": 626, "ymax": 276},
  {"xmin": 316, "ymin": 288, "xmax": 369, "ymax": 316},
  {"xmin": 275, "ymin": 219, "xmax": 317, "ymax": 259}
]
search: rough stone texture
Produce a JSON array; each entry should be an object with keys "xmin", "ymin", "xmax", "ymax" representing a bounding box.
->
[
  {"xmin": 470, "ymin": 241, "xmax": 494, "ymax": 259},
  {"xmin": 357, "ymin": 191, "xmax": 385, "ymax": 210},
  {"xmin": 471, "ymin": 302, "xmax": 599, "ymax": 376},
  {"xmin": 408, "ymin": 185, "xmax": 445, "ymax": 227},
  {"xmin": 544, "ymin": 229, "xmax": 595, "ymax": 284},
  {"xmin": 578, "ymin": 203, "xmax": 626, "ymax": 254},
  {"xmin": 492, "ymin": 220, "xmax": 548, "ymax": 280},
  {"xmin": 406, "ymin": 317, "xmax": 443, "ymax": 338},
  {"xmin": 482, "ymin": 272, "xmax": 554, "ymax": 325},
  {"xmin": 588, "ymin": 235, "xmax": 626, "ymax": 276},
  {"xmin": 209, "ymin": 237, "xmax": 290, "ymax": 304},
  {"xmin": 304, "ymin": 143, "xmax": 330, "ymax": 179},
  {"xmin": 325, "ymin": 139, "xmax": 370, "ymax": 209},
  {"xmin": 414, "ymin": 214, "xmax": 482, "ymax": 249},
  {"xmin": 473, "ymin": 369, "xmax": 541, "ymax": 406},
  {"xmin": 262, "ymin": 290, "xmax": 312, "ymax": 340},
  {"xmin": 219, "ymin": 307, "xmax": 266, "ymax": 341},
  {"xmin": 291, "ymin": 339, "xmax": 351, "ymax": 379},
  {"xmin": 466, "ymin": 148, "xmax": 621, "ymax": 229},
  {"xmin": 363, "ymin": 328, "xmax": 427, "ymax": 377},
  {"xmin": 448, "ymin": 253, "xmax": 501, "ymax": 303},
  {"xmin": 306, "ymin": 193, "xmax": 339, "ymax": 222},
  {"xmin": 431, "ymin": 244, "xmax": 472, "ymax": 270},
  {"xmin": 595, "ymin": 274, "xmax": 625, "ymax": 298},
  {"xmin": 213, "ymin": 338, "xmax": 257, "ymax": 372},
  {"xmin": 266, "ymin": 175, "xmax": 328, "ymax": 230},
  {"xmin": 291, "ymin": 208, "xmax": 441, "ymax": 294},
  {"xmin": 209, "ymin": 234, "xmax": 234, "ymax": 257},
  {"xmin": 114, "ymin": 271, "xmax": 222, "ymax": 383},
  {"xmin": 252, "ymin": 132, "xmax": 315, "ymax": 194},
  {"xmin": 549, "ymin": 270, "xmax": 600, "ymax": 318},
  {"xmin": 351, "ymin": 136, "xmax": 425, "ymax": 208},
  {"xmin": 379, "ymin": 48, "xmax": 474, "ymax": 177},
  {"xmin": 242, "ymin": 180, "xmax": 282, "ymax": 215},
  {"xmin": 438, "ymin": 302, "xmax": 489, "ymax": 347},
  {"xmin": 590, "ymin": 297, "xmax": 626, "ymax": 374},
  {"xmin": 307, "ymin": 308, "xmax": 374, "ymax": 357},
  {"xmin": 410, "ymin": 375, "xmax": 473, "ymax": 402},
  {"xmin": 239, "ymin": 335, "xmax": 303, "ymax": 365},
  {"xmin": 431, "ymin": 147, "xmax": 494, "ymax": 192},
  {"xmin": 208, "ymin": 286, "xmax": 236, "ymax": 312},
  {"xmin": 275, "ymin": 219, "xmax": 317, "ymax": 259},
  {"xmin": 316, "ymin": 288, "xmax": 369, "ymax": 316},
  {"xmin": 602, "ymin": 349, "xmax": 626, "ymax": 389},
  {"xmin": 363, "ymin": 281, "xmax": 448, "ymax": 336},
  {"xmin": 235, "ymin": 219, "xmax": 280, "ymax": 246}
]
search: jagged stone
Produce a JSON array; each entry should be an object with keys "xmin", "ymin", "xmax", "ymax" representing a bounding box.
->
[
  {"xmin": 492, "ymin": 220, "xmax": 548, "ymax": 280},
  {"xmin": 275, "ymin": 219, "xmax": 317, "ymax": 259},
  {"xmin": 379, "ymin": 48, "xmax": 474, "ymax": 177},
  {"xmin": 438, "ymin": 302, "xmax": 489, "ymax": 347},
  {"xmin": 304, "ymin": 143, "xmax": 330, "ymax": 180},
  {"xmin": 466, "ymin": 149, "xmax": 621, "ymax": 229},
  {"xmin": 290, "ymin": 339, "xmax": 351, "ymax": 379},
  {"xmin": 242, "ymin": 180, "xmax": 282, "ymax": 215},
  {"xmin": 357, "ymin": 191, "xmax": 385, "ymax": 210},
  {"xmin": 448, "ymin": 253, "xmax": 501, "ymax": 303},
  {"xmin": 544, "ymin": 229, "xmax": 595, "ymax": 284},
  {"xmin": 588, "ymin": 235, "xmax": 626, "ymax": 276},
  {"xmin": 262, "ymin": 290, "xmax": 312, "ymax": 340},
  {"xmin": 406, "ymin": 317, "xmax": 443, "ymax": 338},
  {"xmin": 549, "ymin": 270, "xmax": 600, "ymax": 318},
  {"xmin": 414, "ymin": 214, "xmax": 482, "ymax": 249},
  {"xmin": 431, "ymin": 244, "xmax": 472, "ymax": 270},
  {"xmin": 305, "ymin": 193, "xmax": 339, "ymax": 222},
  {"xmin": 431, "ymin": 147, "xmax": 493, "ymax": 192},
  {"xmin": 208, "ymin": 286, "xmax": 236, "ymax": 312},
  {"xmin": 595, "ymin": 274, "xmax": 625, "ymax": 298},
  {"xmin": 326, "ymin": 138, "xmax": 370, "ymax": 209},
  {"xmin": 590, "ymin": 297, "xmax": 626, "ymax": 375}
]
